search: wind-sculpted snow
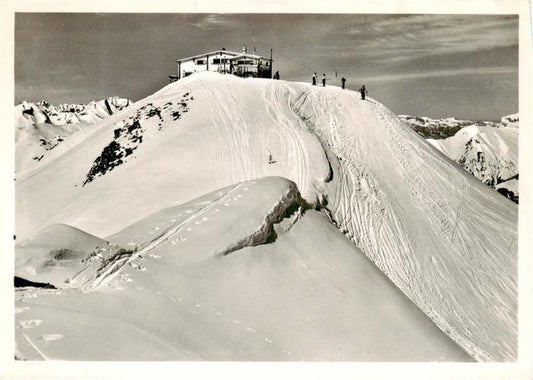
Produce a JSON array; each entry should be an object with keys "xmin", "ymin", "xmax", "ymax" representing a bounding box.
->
[
  {"xmin": 15, "ymin": 177, "xmax": 471, "ymax": 361},
  {"xmin": 80, "ymin": 178, "xmax": 308, "ymax": 291},
  {"xmin": 15, "ymin": 224, "xmax": 133, "ymax": 289},
  {"xmin": 16, "ymin": 178, "xmax": 308, "ymax": 292},
  {"xmin": 16, "ymin": 72, "xmax": 517, "ymax": 361}
]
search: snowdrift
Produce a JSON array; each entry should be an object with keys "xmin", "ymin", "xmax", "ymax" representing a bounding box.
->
[
  {"xmin": 15, "ymin": 177, "xmax": 471, "ymax": 361},
  {"xmin": 16, "ymin": 223, "xmax": 122, "ymax": 289},
  {"xmin": 15, "ymin": 72, "xmax": 517, "ymax": 361}
]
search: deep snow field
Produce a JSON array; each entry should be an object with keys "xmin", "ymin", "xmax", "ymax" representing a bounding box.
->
[{"xmin": 14, "ymin": 72, "xmax": 517, "ymax": 361}]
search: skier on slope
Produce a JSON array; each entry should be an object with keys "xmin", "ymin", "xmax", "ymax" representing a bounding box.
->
[
  {"xmin": 267, "ymin": 149, "xmax": 275, "ymax": 164},
  {"xmin": 312, "ymin": 73, "xmax": 317, "ymax": 85},
  {"xmin": 322, "ymin": 74, "xmax": 326, "ymax": 87},
  {"xmin": 358, "ymin": 85, "xmax": 368, "ymax": 100},
  {"xmin": 341, "ymin": 77, "xmax": 346, "ymax": 89}
]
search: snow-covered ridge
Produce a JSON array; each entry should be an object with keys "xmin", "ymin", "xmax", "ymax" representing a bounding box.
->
[
  {"xmin": 19, "ymin": 177, "xmax": 308, "ymax": 292},
  {"xmin": 15, "ymin": 72, "xmax": 517, "ymax": 361}
]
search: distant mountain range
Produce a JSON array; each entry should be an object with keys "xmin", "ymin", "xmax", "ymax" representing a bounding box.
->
[
  {"xmin": 398, "ymin": 113, "xmax": 518, "ymax": 139},
  {"xmin": 15, "ymin": 97, "xmax": 131, "ymax": 175},
  {"xmin": 399, "ymin": 113, "xmax": 519, "ymax": 203}
]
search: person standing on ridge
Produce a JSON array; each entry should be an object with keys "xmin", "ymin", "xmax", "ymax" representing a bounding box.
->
[
  {"xmin": 274, "ymin": 71, "xmax": 280, "ymax": 80},
  {"xmin": 341, "ymin": 77, "xmax": 346, "ymax": 89},
  {"xmin": 322, "ymin": 73, "xmax": 326, "ymax": 87},
  {"xmin": 312, "ymin": 73, "xmax": 317, "ymax": 85},
  {"xmin": 358, "ymin": 85, "xmax": 368, "ymax": 100}
]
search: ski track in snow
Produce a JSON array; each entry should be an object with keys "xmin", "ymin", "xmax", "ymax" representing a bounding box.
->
[
  {"xmin": 374, "ymin": 104, "xmax": 517, "ymax": 361},
  {"xmin": 290, "ymin": 87, "xmax": 516, "ymax": 361},
  {"xmin": 264, "ymin": 83, "xmax": 311, "ymax": 194},
  {"xmin": 22, "ymin": 332, "xmax": 50, "ymax": 360},
  {"xmin": 81, "ymin": 182, "xmax": 246, "ymax": 291},
  {"xmin": 82, "ymin": 176, "xmax": 303, "ymax": 292},
  {"xmin": 206, "ymin": 87, "xmax": 253, "ymax": 184}
]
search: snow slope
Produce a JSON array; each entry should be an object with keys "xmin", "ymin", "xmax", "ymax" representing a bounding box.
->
[
  {"xmin": 15, "ymin": 177, "xmax": 472, "ymax": 361},
  {"xmin": 15, "ymin": 97, "xmax": 131, "ymax": 175},
  {"xmin": 15, "ymin": 72, "xmax": 517, "ymax": 361},
  {"xmin": 15, "ymin": 223, "xmax": 121, "ymax": 289},
  {"xmin": 291, "ymin": 89, "xmax": 517, "ymax": 361}
]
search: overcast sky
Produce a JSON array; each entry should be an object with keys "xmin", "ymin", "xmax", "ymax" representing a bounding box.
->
[{"xmin": 15, "ymin": 13, "xmax": 518, "ymax": 120}]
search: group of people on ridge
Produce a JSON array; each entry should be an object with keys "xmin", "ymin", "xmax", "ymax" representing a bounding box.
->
[
  {"xmin": 312, "ymin": 73, "xmax": 328, "ymax": 87},
  {"xmin": 272, "ymin": 71, "xmax": 368, "ymax": 100},
  {"xmin": 311, "ymin": 73, "xmax": 368, "ymax": 100}
]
